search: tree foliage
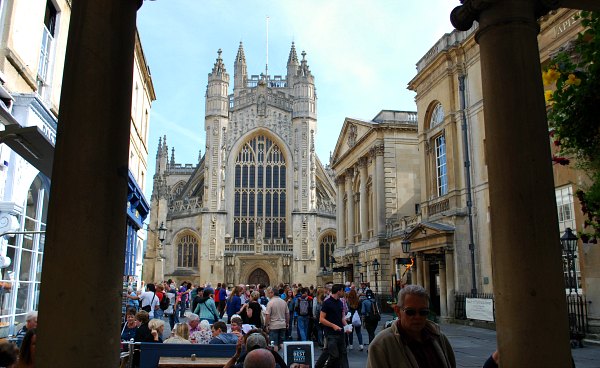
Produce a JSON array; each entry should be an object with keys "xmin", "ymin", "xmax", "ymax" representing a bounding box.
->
[{"xmin": 543, "ymin": 11, "xmax": 600, "ymax": 243}]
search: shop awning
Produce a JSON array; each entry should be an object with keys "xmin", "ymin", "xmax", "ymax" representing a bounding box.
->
[{"xmin": 0, "ymin": 124, "xmax": 54, "ymax": 178}]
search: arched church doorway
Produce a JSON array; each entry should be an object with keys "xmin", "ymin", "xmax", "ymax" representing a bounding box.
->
[{"xmin": 248, "ymin": 268, "xmax": 270, "ymax": 286}]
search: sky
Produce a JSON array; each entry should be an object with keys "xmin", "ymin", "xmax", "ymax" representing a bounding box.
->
[{"xmin": 136, "ymin": 0, "xmax": 459, "ymax": 199}]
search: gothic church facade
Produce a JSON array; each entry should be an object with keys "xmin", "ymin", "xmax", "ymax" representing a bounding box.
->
[{"xmin": 145, "ymin": 43, "xmax": 337, "ymax": 287}]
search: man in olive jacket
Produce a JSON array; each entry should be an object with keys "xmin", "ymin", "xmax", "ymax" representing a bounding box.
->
[{"xmin": 366, "ymin": 285, "xmax": 455, "ymax": 368}]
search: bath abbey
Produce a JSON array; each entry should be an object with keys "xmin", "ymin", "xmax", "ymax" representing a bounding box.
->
[{"xmin": 145, "ymin": 43, "xmax": 337, "ymax": 286}]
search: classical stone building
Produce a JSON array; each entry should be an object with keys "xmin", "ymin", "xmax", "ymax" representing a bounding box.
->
[
  {"xmin": 402, "ymin": 9, "xmax": 599, "ymax": 328},
  {"xmin": 145, "ymin": 43, "xmax": 337, "ymax": 287},
  {"xmin": 404, "ymin": 25, "xmax": 487, "ymax": 320},
  {"xmin": 329, "ymin": 110, "xmax": 420, "ymax": 297}
]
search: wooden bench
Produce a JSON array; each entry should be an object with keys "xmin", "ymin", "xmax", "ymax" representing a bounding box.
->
[{"xmin": 139, "ymin": 343, "xmax": 237, "ymax": 368}]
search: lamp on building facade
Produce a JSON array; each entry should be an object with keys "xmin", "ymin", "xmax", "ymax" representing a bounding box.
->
[
  {"xmin": 158, "ymin": 222, "xmax": 167, "ymax": 244},
  {"xmin": 402, "ymin": 239, "xmax": 411, "ymax": 254},
  {"xmin": 560, "ymin": 227, "xmax": 579, "ymax": 294},
  {"xmin": 372, "ymin": 258, "xmax": 379, "ymax": 294}
]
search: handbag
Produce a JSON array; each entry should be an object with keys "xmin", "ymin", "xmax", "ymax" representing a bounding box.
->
[
  {"xmin": 351, "ymin": 310, "xmax": 362, "ymax": 327},
  {"xmin": 141, "ymin": 293, "xmax": 155, "ymax": 313}
]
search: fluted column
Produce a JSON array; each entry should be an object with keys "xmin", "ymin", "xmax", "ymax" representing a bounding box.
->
[
  {"xmin": 451, "ymin": 2, "xmax": 571, "ymax": 365},
  {"xmin": 36, "ymin": 0, "xmax": 142, "ymax": 366},
  {"xmin": 416, "ymin": 253, "xmax": 424, "ymax": 287},
  {"xmin": 422, "ymin": 260, "xmax": 430, "ymax": 293},
  {"xmin": 445, "ymin": 248, "xmax": 455, "ymax": 318},
  {"xmin": 358, "ymin": 157, "xmax": 369, "ymax": 241},
  {"xmin": 375, "ymin": 143, "xmax": 386, "ymax": 236},
  {"xmin": 439, "ymin": 261, "xmax": 448, "ymax": 319},
  {"xmin": 345, "ymin": 168, "xmax": 355, "ymax": 246},
  {"xmin": 336, "ymin": 176, "xmax": 346, "ymax": 249}
]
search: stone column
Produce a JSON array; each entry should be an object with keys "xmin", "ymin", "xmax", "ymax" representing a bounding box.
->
[
  {"xmin": 422, "ymin": 260, "xmax": 430, "ymax": 293},
  {"xmin": 416, "ymin": 253, "xmax": 424, "ymax": 287},
  {"xmin": 439, "ymin": 261, "xmax": 448, "ymax": 319},
  {"xmin": 375, "ymin": 143, "xmax": 386, "ymax": 236},
  {"xmin": 452, "ymin": 2, "xmax": 571, "ymax": 365},
  {"xmin": 358, "ymin": 157, "xmax": 369, "ymax": 241},
  {"xmin": 345, "ymin": 168, "xmax": 355, "ymax": 245},
  {"xmin": 35, "ymin": 0, "xmax": 141, "ymax": 366},
  {"xmin": 336, "ymin": 176, "xmax": 346, "ymax": 249},
  {"xmin": 445, "ymin": 248, "xmax": 456, "ymax": 318}
]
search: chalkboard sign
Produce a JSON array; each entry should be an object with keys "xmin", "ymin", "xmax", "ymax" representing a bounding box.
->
[{"xmin": 283, "ymin": 341, "xmax": 314, "ymax": 368}]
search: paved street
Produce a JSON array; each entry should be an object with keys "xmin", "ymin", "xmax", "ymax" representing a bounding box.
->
[{"xmin": 166, "ymin": 313, "xmax": 600, "ymax": 367}]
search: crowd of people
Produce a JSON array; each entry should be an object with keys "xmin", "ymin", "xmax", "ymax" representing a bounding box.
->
[
  {"xmin": 119, "ymin": 279, "xmax": 387, "ymax": 367},
  {"xmin": 0, "ymin": 280, "xmax": 501, "ymax": 367}
]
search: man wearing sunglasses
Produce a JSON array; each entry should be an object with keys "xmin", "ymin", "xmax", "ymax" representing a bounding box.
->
[{"xmin": 366, "ymin": 285, "xmax": 455, "ymax": 368}]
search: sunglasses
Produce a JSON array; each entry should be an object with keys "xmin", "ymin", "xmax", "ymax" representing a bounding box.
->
[{"xmin": 402, "ymin": 308, "xmax": 430, "ymax": 317}]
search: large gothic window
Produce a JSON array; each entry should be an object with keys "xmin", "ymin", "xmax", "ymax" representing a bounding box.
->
[
  {"xmin": 234, "ymin": 135, "xmax": 286, "ymax": 240},
  {"xmin": 320, "ymin": 234, "xmax": 336, "ymax": 268},
  {"xmin": 177, "ymin": 235, "xmax": 198, "ymax": 268}
]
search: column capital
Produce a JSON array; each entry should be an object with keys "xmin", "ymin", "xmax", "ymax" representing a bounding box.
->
[
  {"xmin": 450, "ymin": 0, "xmax": 559, "ymax": 32},
  {"xmin": 369, "ymin": 143, "xmax": 385, "ymax": 157},
  {"xmin": 357, "ymin": 156, "xmax": 369, "ymax": 168},
  {"xmin": 335, "ymin": 175, "xmax": 345, "ymax": 186},
  {"xmin": 345, "ymin": 167, "xmax": 354, "ymax": 181}
]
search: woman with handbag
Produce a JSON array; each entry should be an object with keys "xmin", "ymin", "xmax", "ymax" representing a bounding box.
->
[
  {"xmin": 194, "ymin": 289, "xmax": 220, "ymax": 324},
  {"xmin": 346, "ymin": 289, "xmax": 364, "ymax": 351}
]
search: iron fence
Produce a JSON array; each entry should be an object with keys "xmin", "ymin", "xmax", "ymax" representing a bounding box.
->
[
  {"xmin": 454, "ymin": 292, "xmax": 495, "ymax": 320},
  {"xmin": 567, "ymin": 293, "xmax": 588, "ymax": 347}
]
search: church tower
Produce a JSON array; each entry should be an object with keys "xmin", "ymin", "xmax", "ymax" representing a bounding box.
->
[{"xmin": 149, "ymin": 43, "xmax": 336, "ymax": 287}]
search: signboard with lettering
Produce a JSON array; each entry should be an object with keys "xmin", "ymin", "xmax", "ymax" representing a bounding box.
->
[
  {"xmin": 284, "ymin": 341, "xmax": 314, "ymax": 368},
  {"xmin": 466, "ymin": 298, "xmax": 495, "ymax": 322}
]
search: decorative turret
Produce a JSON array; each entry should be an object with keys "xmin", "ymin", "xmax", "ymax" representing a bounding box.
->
[
  {"xmin": 292, "ymin": 51, "xmax": 316, "ymax": 119},
  {"xmin": 155, "ymin": 135, "xmax": 169, "ymax": 175},
  {"xmin": 286, "ymin": 42, "xmax": 299, "ymax": 88},
  {"xmin": 170, "ymin": 147, "xmax": 176, "ymax": 167},
  {"xmin": 206, "ymin": 49, "xmax": 230, "ymax": 118},
  {"xmin": 234, "ymin": 42, "xmax": 247, "ymax": 96}
]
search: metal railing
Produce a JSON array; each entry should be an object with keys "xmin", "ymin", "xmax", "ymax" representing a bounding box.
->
[
  {"xmin": 567, "ymin": 293, "xmax": 588, "ymax": 347},
  {"xmin": 454, "ymin": 292, "xmax": 495, "ymax": 320}
]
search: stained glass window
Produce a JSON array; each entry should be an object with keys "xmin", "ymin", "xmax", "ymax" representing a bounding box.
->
[{"xmin": 234, "ymin": 135, "xmax": 287, "ymax": 240}]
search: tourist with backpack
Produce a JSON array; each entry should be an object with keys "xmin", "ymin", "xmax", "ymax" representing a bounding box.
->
[
  {"xmin": 295, "ymin": 288, "xmax": 312, "ymax": 341},
  {"xmin": 361, "ymin": 289, "xmax": 380, "ymax": 345}
]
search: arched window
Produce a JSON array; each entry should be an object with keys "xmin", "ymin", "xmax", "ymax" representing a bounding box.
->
[
  {"xmin": 177, "ymin": 235, "xmax": 198, "ymax": 268},
  {"xmin": 320, "ymin": 234, "xmax": 336, "ymax": 268},
  {"xmin": 435, "ymin": 134, "xmax": 448, "ymax": 196},
  {"xmin": 234, "ymin": 135, "xmax": 286, "ymax": 240},
  {"xmin": 430, "ymin": 103, "xmax": 444, "ymax": 128}
]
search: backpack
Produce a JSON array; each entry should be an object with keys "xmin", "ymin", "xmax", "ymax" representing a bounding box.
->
[
  {"xmin": 368, "ymin": 300, "xmax": 381, "ymax": 322},
  {"xmin": 297, "ymin": 298, "xmax": 310, "ymax": 317},
  {"xmin": 159, "ymin": 294, "xmax": 170, "ymax": 311}
]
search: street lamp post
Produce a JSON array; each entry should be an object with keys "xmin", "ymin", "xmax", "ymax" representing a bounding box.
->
[
  {"xmin": 154, "ymin": 222, "xmax": 167, "ymax": 282},
  {"xmin": 355, "ymin": 260, "xmax": 362, "ymax": 285},
  {"xmin": 372, "ymin": 258, "xmax": 379, "ymax": 295},
  {"xmin": 560, "ymin": 227, "xmax": 579, "ymax": 294}
]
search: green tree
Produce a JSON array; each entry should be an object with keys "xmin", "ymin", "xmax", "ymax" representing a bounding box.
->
[{"xmin": 543, "ymin": 11, "xmax": 600, "ymax": 243}]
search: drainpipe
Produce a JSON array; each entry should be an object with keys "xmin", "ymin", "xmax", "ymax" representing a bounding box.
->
[{"xmin": 458, "ymin": 74, "xmax": 477, "ymax": 296}]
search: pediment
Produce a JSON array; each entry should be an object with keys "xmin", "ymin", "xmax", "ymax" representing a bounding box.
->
[
  {"xmin": 406, "ymin": 222, "xmax": 455, "ymax": 252},
  {"xmin": 331, "ymin": 118, "xmax": 374, "ymax": 163}
]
